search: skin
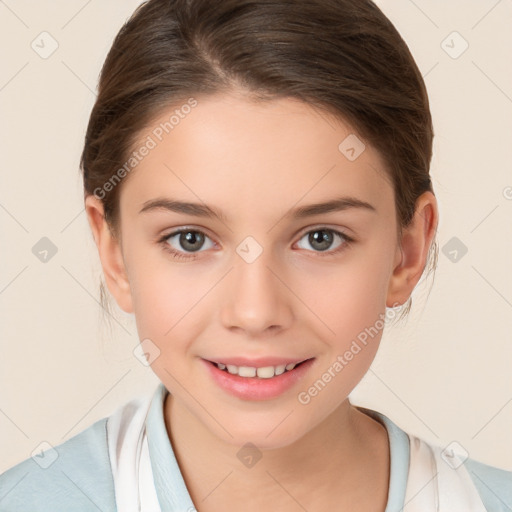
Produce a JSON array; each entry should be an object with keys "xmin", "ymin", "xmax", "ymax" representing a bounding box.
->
[{"xmin": 86, "ymin": 90, "xmax": 438, "ymax": 511}]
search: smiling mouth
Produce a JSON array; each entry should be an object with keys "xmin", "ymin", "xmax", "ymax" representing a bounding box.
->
[{"xmin": 206, "ymin": 358, "xmax": 312, "ymax": 379}]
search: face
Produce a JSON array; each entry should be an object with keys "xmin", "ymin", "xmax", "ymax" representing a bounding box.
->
[{"xmin": 109, "ymin": 92, "xmax": 403, "ymax": 449}]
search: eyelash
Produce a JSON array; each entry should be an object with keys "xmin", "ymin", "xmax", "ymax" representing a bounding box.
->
[{"xmin": 157, "ymin": 227, "xmax": 354, "ymax": 261}]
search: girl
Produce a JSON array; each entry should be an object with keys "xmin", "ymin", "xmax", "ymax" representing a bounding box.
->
[{"xmin": 1, "ymin": 0, "xmax": 510, "ymax": 510}]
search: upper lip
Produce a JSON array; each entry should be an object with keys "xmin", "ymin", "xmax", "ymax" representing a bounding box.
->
[{"xmin": 204, "ymin": 356, "xmax": 312, "ymax": 367}]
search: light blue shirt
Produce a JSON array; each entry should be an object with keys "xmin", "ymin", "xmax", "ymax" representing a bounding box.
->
[{"xmin": 1, "ymin": 383, "xmax": 511, "ymax": 511}]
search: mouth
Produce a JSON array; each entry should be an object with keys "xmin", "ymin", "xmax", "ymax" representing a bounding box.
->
[
  {"xmin": 206, "ymin": 358, "xmax": 312, "ymax": 379},
  {"xmin": 201, "ymin": 356, "xmax": 316, "ymax": 401}
]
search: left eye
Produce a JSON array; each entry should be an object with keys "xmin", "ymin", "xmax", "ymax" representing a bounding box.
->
[{"xmin": 295, "ymin": 228, "xmax": 351, "ymax": 253}]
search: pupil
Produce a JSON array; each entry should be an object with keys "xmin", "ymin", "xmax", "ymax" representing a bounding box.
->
[
  {"xmin": 310, "ymin": 230, "xmax": 332, "ymax": 251},
  {"xmin": 181, "ymin": 231, "xmax": 204, "ymax": 252}
]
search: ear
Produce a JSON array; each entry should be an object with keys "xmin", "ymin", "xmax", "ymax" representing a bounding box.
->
[
  {"xmin": 85, "ymin": 195, "xmax": 134, "ymax": 314},
  {"xmin": 386, "ymin": 191, "xmax": 439, "ymax": 307}
]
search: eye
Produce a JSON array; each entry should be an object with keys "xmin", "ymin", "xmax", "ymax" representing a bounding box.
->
[
  {"xmin": 295, "ymin": 227, "xmax": 353, "ymax": 256},
  {"xmin": 158, "ymin": 228, "xmax": 215, "ymax": 260}
]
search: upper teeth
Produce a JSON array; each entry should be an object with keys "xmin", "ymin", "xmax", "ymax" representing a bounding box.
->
[{"xmin": 216, "ymin": 362, "xmax": 298, "ymax": 378}]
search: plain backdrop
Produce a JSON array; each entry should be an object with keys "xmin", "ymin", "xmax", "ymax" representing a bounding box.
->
[{"xmin": 1, "ymin": 0, "xmax": 511, "ymax": 473}]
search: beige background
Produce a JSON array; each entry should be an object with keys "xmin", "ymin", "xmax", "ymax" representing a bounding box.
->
[{"xmin": 1, "ymin": 0, "xmax": 511, "ymax": 474}]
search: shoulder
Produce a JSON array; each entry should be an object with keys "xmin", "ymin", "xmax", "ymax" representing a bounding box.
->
[
  {"xmin": 416, "ymin": 437, "xmax": 512, "ymax": 511},
  {"xmin": 422, "ymin": 437, "xmax": 512, "ymax": 511},
  {"xmin": 0, "ymin": 418, "xmax": 116, "ymax": 512},
  {"xmin": 463, "ymin": 456, "xmax": 512, "ymax": 511}
]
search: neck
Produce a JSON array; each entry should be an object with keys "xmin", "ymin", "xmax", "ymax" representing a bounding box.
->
[{"xmin": 163, "ymin": 394, "xmax": 390, "ymax": 511}]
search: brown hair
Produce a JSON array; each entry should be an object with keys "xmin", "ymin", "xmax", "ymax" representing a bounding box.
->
[{"xmin": 80, "ymin": 0, "xmax": 438, "ymax": 326}]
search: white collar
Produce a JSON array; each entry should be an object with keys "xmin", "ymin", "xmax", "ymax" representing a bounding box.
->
[
  {"xmin": 403, "ymin": 435, "xmax": 487, "ymax": 511},
  {"xmin": 106, "ymin": 386, "xmax": 487, "ymax": 512}
]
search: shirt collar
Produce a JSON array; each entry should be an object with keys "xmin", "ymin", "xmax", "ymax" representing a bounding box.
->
[{"xmin": 354, "ymin": 404, "xmax": 410, "ymax": 512}]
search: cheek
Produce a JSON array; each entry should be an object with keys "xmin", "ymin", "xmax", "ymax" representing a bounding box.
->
[
  {"xmin": 127, "ymin": 255, "xmax": 210, "ymax": 359},
  {"xmin": 297, "ymin": 265, "xmax": 387, "ymax": 413},
  {"xmin": 126, "ymin": 239, "xmax": 181, "ymax": 322},
  {"xmin": 298, "ymin": 249, "xmax": 391, "ymax": 385},
  {"xmin": 303, "ymin": 253, "xmax": 390, "ymax": 336}
]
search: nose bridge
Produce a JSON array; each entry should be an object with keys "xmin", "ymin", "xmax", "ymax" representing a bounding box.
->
[{"xmin": 219, "ymin": 237, "xmax": 292, "ymax": 334}]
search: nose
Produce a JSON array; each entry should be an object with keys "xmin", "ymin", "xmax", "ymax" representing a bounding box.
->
[{"xmin": 219, "ymin": 247, "xmax": 294, "ymax": 337}]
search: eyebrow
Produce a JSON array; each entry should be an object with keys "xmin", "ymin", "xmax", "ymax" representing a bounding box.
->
[{"xmin": 139, "ymin": 196, "xmax": 376, "ymax": 221}]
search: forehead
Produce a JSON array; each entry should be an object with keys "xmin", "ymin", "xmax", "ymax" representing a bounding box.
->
[{"xmin": 119, "ymin": 92, "xmax": 394, "ymax": 224}]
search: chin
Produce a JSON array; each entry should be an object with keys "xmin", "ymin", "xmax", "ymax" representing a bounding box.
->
[{"xmin": 208, "ymin": 412, "xmax": 310, "ymax": 451}]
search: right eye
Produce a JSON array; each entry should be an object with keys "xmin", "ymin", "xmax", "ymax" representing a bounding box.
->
[{"xmin": 158, "ymin": 228, "xmax": 216, "ymax": 260}]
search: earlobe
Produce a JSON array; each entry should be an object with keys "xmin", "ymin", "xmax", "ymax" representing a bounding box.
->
[
  {"xmin": 84, "ymin": 195, "xmax": 134, "ymax": 314},
  {"xmin": 386, "ymin": 191, "xmax": 438, "ymax": 308}
]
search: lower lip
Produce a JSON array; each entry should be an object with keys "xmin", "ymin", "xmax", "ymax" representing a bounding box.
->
[{"xmin": 201, "ymin": 358, "xmax": 315, "ymax": 401}]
